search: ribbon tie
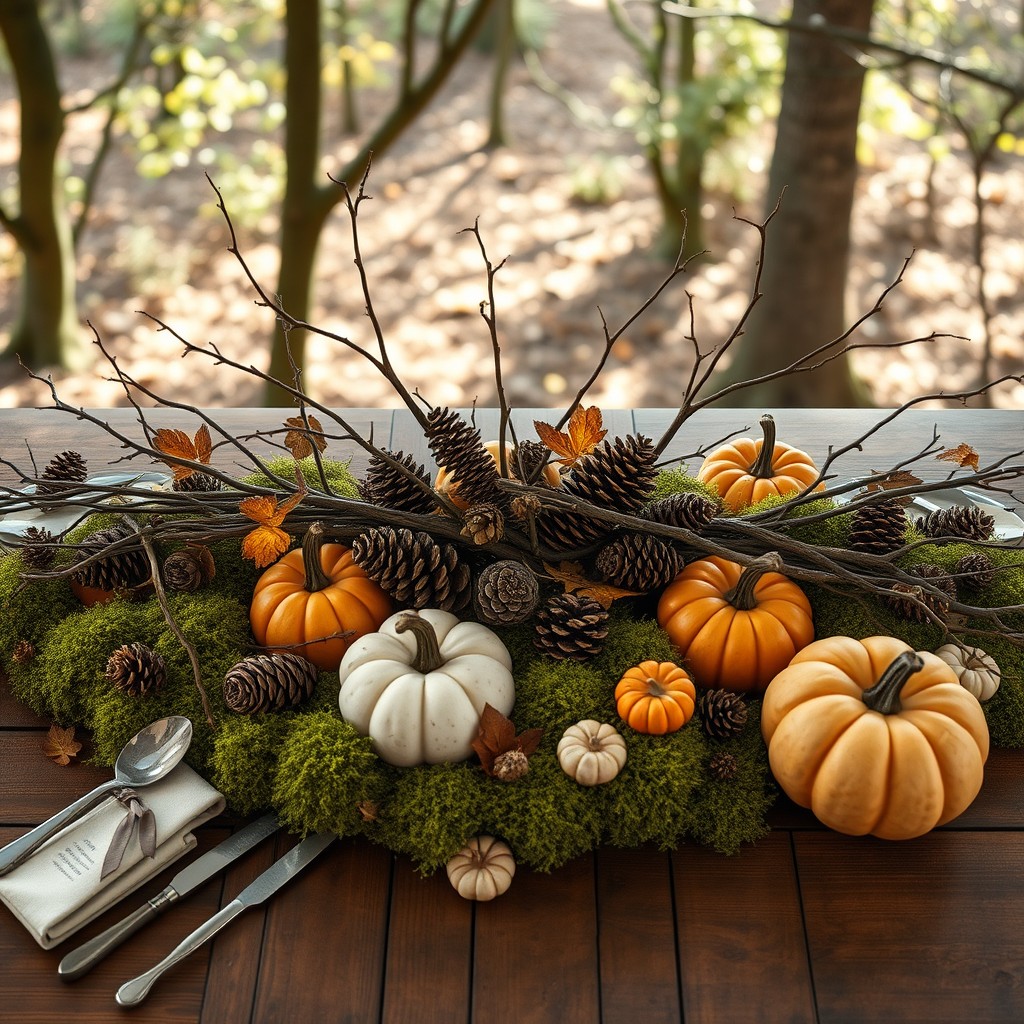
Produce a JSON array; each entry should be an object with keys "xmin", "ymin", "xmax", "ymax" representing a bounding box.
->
[{"xmin": 100, "ymin": 787, "xmax": 157, "ymax": 880}]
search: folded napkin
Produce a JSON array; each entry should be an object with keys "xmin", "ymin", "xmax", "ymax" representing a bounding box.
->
[{"xmin": 0, "ymin": 762, "xmax": 224, "ymax": 949}]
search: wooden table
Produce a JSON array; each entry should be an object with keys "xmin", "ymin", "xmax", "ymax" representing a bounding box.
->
[{"xmin": 3, "ymin": 406, "xmax": 1024, "ymax": 1024}]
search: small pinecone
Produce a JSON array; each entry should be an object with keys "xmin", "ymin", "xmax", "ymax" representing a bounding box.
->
[
  {"xmin": 223, "ymin": 652, "xmax": 319, "ymax": 714},
  {"xmin": 643, "ymin": 492, "xmax": 719, "ymax": 532},
  {"xmin": 510, "ymin": 493, "xmax": 542, "ymax": 522},
  {"xmin": 953, "ymin": 552, "xmax": 997, "ymax": 591},
  {"xmin": 594, "ymin": 533, "xmax": 685, "ymax": 591},
  {"xmin": 20, "ymin": 526, "xmax": 56, "ymax": 571},
  {"xmin": 474, "ymin": 559, "xmax": 539, "ymax": 625},
  {"xmin": 37, "ymin": 450, "xmax": 88, "ymax": 493},
  {"xmin": 12, "ymin": 639, "xmax": 35, "ymax": 665},
  {"xmin": 885, "ymin": 563, "xmax": 958, "ymax": 621},
  {"xmin": 462, "ymin": 503, "xmax": 505, "ymax": 545},
  {"xmin": 360, "ymin": 450, "xmax": 438, "ymax": 515},
  {"xmin": 492, "ymin": 749, "xmax": 530, "ymax": 781},
  {"xmin": 427, "ymin": 407, "xmax": 503, "ymax": 507},
  {"xmin": 564, "ymin": 434, "xmax": 658, "ymax": 514},
  {"xmin": 105, "ymin": 642, "xmax": 167, "ymax": 697},
  {"xmin": 162, "ymin": 546, "xmax": 215, "ymax": 593},
  {"xmin": 71, "ymin": 523, "xmax": 150, "ymax": 591},
  {"xmin": 511, "ymin": 440, "xmax": 552, "ymax": 484},
  {"xmin": 916, "ymin": 504, "xmax": 995, "ymax": 541},
  {"xmin": 172, "ymin": 470, "xmax": 221, "ymax": 492},
  {"xmin": 708, "ymin": 751, "xmax": 739, "ymax": 781},
  {"xmin": 849, "ymin": 498, "xmax": 907, "ymax": 554},
  {"xmin": 698, "ymin": 689, "xmax": 749, "ymax": 740},
  {"xmin": 533, "ymin": 593, "xmax": 609, "ymax": 661},
  {"xmin": 352, "ymin": 526, "xmax": 472, "ymax": 613}
]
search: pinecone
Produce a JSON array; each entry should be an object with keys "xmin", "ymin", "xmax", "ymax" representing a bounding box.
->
[
  {"xmin": 19, "ymin": 526, "xmax": 56, "ymax": 571},
  {"xmin": 71, "ymin": 523, "xmax": 150, "ymax": 592},
  {"xmin": 594, "ymin": 533, "xmax": 685, "ymax": 591},
  {"xmin": 162, "ymin": 546, "xmax": 215, "ymax": 593},
  {"xmin": 427, "ymin": 407, "xmax": 503, "ymax": 507},
  {"xmin": 360, "ymin": 450, "xmax": 438, "ymax": 515},
  {"xmin": 12, "ymin": 639, "xmax": 35, "ymax": 665},
  {"xmin": 510, "ymin": 493, "xmax": 542, "ymax": 522},
  {"xmin": 533, "ymin": 593, "xmax": 609, "ymax": 661},
  {"xmin": 698, "ymin": 689, "xmax": 749, "ymax": 740},
  {"xmin": 708, "ymin": 750, "xmax": 739, "ymax": 781},
  {"xmin": 885, "ymin": 563, "xmax": 958, "ymax": 622},
  {"xmin": 172, "ymin": 470, "xmax": 221, "ymax": 492},
  {"xmin": 849, "ymin": 498, "xmax": 907, "ymax": 554},
  {"xmin": 492, "ymin": 749, "xmax": 530, "ymax": 781},
  {"xmin": 916, "ymin": 504, "xmax": 995, "ymax": 542},
  {"xmin": 223, "ymin": 652, "xmax": 319, "ymax": 714},
  {"xmin": 953, "ymin": 552, "xmax": 997, "ymax": 590},
  {"xmin": 37, "ymin": 450, "xmax": 88, "ymax": 493},
  {"xmin": 105, "ymin": 642, "xmax": 167, "ymax": 697},
  {"xmin": 461, "ymin": 502, "xmax": 505, "ymax": 545},
  {"xmin": 564, "ymin": 434, "xmax": 658, "ymax": 514},
  {"xmin": 511, "ymin": 440, "xmax": 552, "ymax": 484},
  {"xmin": 474, "ymin": 559, "xmax": 540, "ymax": 625},
  {"xmin": 351, "ymin": 526, "xmax": 472, "ymax": 613},
  {"xmin": 643, "ymin": 492, "xmax": 719, "ymax": 532}
]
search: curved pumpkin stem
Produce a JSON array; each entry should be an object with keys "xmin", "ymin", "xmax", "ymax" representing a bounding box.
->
[
  {"xmin": 726, "ymin": 551, "xmax": 784, "ymax": 611},
  {"xmin": 748, "ymin": 413, "xmax": 778, "ymax": 479},
  {"xmin": 394, "ymin": 612, "xmax": 445, "ymax": 673},
  {"xmin": 861, "ymin": 651, "xmax": 925, "ymax": 715},
  {"xmin": 301, "ymin": 522, "xmax": 332, "ymax": 593}
]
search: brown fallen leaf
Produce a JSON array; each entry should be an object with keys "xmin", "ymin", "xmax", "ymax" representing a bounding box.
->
[
  {"xmin": 153, "ymin": 425, "xmax": 213, "ymax": 482},
  {"xmin": 534, "ymin": 405, "xmax": 607, "ymax": 468},
  {"xmin": 936, "ymin": 442, "xmax": 980, "ymax": 472},
  {"xmin": 544, "ymin": 560, "xmax": 644, "ymax": 609},
  {"xmin": 471, "ymin": 704, "xmax": 543, "ymax": 778},
  {"xmin": 284, "ymin": 415, "xmax": 327, "ymax": 459},
  {"xmin": 42, "ymin": 724, "xmax": 82, "ymax": 766}
]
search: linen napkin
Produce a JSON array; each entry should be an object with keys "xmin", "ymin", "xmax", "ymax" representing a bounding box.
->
[{"xmin": 0, "ymin": 762, "xmax": 224, "ymax": 949}]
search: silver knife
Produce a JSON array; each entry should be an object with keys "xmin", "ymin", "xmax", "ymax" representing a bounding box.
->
[
  {"xmin": 115, "ymin": 831, "xmax": 336, "ymax": 1007},
  {"xmin": 58, "ymin": 813, "xmax": 282, "ymax": 982}
]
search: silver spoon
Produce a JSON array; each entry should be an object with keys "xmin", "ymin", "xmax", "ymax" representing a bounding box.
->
[{"xmin": 0, "ymin": 716, "xmax": 193, "ymax": 877}]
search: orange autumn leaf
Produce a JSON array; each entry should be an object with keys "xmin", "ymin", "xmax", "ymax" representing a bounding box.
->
[
  {"xmin": 534, "ymin": 405, "xmax": 607, "ymax": 468},
  {"xmin": 544, "ymin": 560, "xmax": 644, "ymax": 609},
  {"xmin": 42, "ymin": 724, "xmax": 82, "ymax": 766},
  {"xmin": 239, "ymin": 487, "xmax": 305, "ymax": 568},
  {"xmin": 153, "ymin": 425, "xmax": 213, "ymax": 482},
  {"xmin": 284, "ymin": 415, "xmax": 327, "ymax": 459},
  {"xmin": 936, "ymin": 442, "xmax": 980, "ymax": 472}
]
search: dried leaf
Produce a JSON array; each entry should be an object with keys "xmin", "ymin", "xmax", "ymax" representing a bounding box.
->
[
  {"xmin": 284, "ymin": 415, "xmax": 327, "ymax": 459},
  {"xmin": 867, "ymin": 470, "xmax": 924, "ymax": 493},
  {"xmin": 471, "ymin": 704, "xmax": 544, "ymax": 776},
  {"xmin": 544, "ymin": 560, "xmax": 644, "ymax": 609},
  {"xmin": 239, "ymin": 484, "xmax": 306, "ymax": 567},
  {"xmin": 42, "ymin": 724, "xmax": 82, "ymax": 766},
  {"xmin": 534, "ymin": 405, "xmax": 607, "ymax": 468},
  {"xmin": 153, "ymin": 425, "xmax": 213, "ymax": 482},
  {"xmin": 936, "ymin": 443, "xmax": 980, "ymax": 472}
]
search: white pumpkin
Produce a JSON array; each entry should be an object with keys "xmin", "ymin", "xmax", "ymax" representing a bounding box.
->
[
  {"xmin": 446, "ymin": 835, "xmax": 515, "ymax": 900},
  {"xmin": 934, "ymin": 643, "xmax": 1001, "ymax": 702},
  {"xmin": 338, "ymin": 608, "xmax": 514, "ymax": 767},
  {"xmin": 557, "ymin": 720, "xmax": 627, "ymax": 786}
]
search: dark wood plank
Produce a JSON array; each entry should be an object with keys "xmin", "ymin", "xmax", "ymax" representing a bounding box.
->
[
  {"xmin": 672, "ymin": 831, "xmax": 817, "ymax": 1024},
  {"xmin": 0, "ymin": 671, "xmax": 47, "ymax": 728},
  {"xmin": 796, "ymin": 831, "xmax": 1024, "ymax": 1023}
]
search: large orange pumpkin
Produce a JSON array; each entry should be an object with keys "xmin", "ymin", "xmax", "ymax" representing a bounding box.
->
[
  {"xmin": 697, "ymin": 414, "xmax": 822, "ymax": 512},
  {"xmin": 761, "ymin": 635, "xmax": 990, "ymax": 840},
  {"xmin": 435, "ymin": 440, "xmax": 561, "ymax": 509},
  {"xmin": 657, "ymin": 552, "xmax": 814, "ymax": 693},
  {"xmin": 249, "ymin": 522, "xmax": 393, "ymax": 671}
]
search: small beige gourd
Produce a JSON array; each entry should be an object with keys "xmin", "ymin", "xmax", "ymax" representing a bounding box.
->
[
  {"xmin": 934, "ymin": 643, "xmax": 1001, "ymax": 702},
  {"xmin": 557, "ymin": 720, "xmax": 627, "ymax": 786},
  {"xmin": 446, "ymin": 835, "xmax": 515, "ymax": 901}
]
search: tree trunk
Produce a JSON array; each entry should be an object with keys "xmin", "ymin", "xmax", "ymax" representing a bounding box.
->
[
  {"xmin": 0, "ymin": 1, "xmax": 82, "ymax": 369},
  {"xmin": 711, "ymin": 0, "xmax": 875, "ymax": 407}
]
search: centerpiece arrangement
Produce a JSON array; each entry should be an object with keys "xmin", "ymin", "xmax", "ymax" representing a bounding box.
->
[{"xmin": 2, "ymin": 176, "xmax": 1023, "ymax": 898}]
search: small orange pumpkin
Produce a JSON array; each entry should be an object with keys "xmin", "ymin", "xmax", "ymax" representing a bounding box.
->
[
  {"xmin": 657, "ymin": 552, "xmax": 814, "ymax": 693},
  {"xmin": 697, "ymin": 414, "xmax": 822, "ymax": 512},
  {"xmin": 435, "ymin": 440, "xmax": 561, "ymax": 509},
  {"xmin": 249, "ymin": 522, "xmax": 393, "ymax": 671},
  {"xmin": 615, "ymin": 660, "xmax": 696, "ymax": 735}
]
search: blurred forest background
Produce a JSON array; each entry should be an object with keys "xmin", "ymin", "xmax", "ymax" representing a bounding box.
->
[{"xmin": 1, "ymin": 0, "xmax": 1022, "ymax": 412}]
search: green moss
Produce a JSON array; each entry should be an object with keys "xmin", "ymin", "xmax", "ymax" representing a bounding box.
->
[
  {"xmin": 210, "ymin": 714, "xmax": 291, "ymax": 815},
  {"xmin": 649, "ymin": 469, "xmax": 719, "ymax": 505},
  {"xmin": 0, "ymin": 553, "xmax": 78, "ymax": 668},
  {"xmin": 243, "ymin": 455, "xmax": 361, "ymax": 497}
]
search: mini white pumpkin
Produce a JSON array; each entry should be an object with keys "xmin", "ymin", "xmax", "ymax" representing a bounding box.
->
[
  {"xmin": 557, "ymin": 720, "xmax": 627, "ymax": 786},
  {"xmin": 934, "ymin": 643, "xmax": 1001, "ymax": 702},
  {"xmin": 338, "ymin": 608, "xmax": 514, "ymax": 767},
  {"xmin": 446, "ymin": 835, "xmax": 515, "ymax": 900}
]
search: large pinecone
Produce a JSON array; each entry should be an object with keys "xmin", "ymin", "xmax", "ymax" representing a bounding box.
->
[
  {"xmin": 885, "ymin": 563, "xmax": 958, "ymax": 622},
  {"xmin": 352, "ymin": 526, "xmax": 472, "ymax": 613},
  {"xmin": 19, "ymin": 526, "xmax": 56, "ymax": 571},
  {"xmin": 71, "ymin": 523, "xmax": 150, "ymax": 591},
  {"xmin": 916, "ymin": 504, "xmax": 995, "ymax": 541},
  {"xmin": 698, "ymin": 689, "xmax": 749, "ymax": 740},
  {"xmin": 37, "ymin": 450, "xmax": 88, "ymax": 493},
  {"xmin": 427, "ymin": 407, "xmax": 503, "ymax": 507},
  {"xmin": 360, "ymin": 450, "xmax": 438, "ymax": 515},
  {"xmin": 223, "ymin": 652, "xmax": 319, "ymax": 714},
  {"xmin": 594, "ymin": 533, "xmax": 685, "ymax": 591},
  {"xmin": 474, "ymin": 559, "xmax": 539, "ymax": 625},
  {"xmin": 848, "ymin": 498, "xmax": 907, "ymax": 554},
  {"xmin": 533, "ymin": 593, "xmax": 609, "ymax": 661},
  {"xmin": 953, "ymin": 552, "xmax": 997, "ymax": 591},
  {"xmin": 643, "ymin": 492, "xmax": 719, "ymax": 532},
  {"xmin": 105, "ymin": 642, "xmax": 167, "ymax": 697}
]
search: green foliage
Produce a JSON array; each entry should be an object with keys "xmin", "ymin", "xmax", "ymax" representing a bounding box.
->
[
  {"xmin": 242, "ymin": 455, "xmax": 362, "ymax": 497},
  {"xmin": 210, "ymin": 713, "xmax": 292, "ymax": 815},
  {"xmin": 648, "ymin": 468, "xmax": 719, "ymax": 504}
]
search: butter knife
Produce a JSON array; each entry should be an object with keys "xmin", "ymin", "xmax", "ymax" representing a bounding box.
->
[
  {"xmin": 58, "ymin": 813, "xmax": 281, "ymax": 982},
  {"xmin": 116, "ymin": 831, "xmax": 336, "ymax": 1007}
]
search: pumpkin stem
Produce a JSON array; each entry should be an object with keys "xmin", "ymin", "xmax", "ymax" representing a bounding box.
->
[
  {"xmin": 394, "ymin": 612, "xmax": 446, "ymax": 673},
  {"xmin": 748, "ymin": 414, "xmax": 778, "ymax": 479},
  {"xmin": 301, "ymin": 522, "xmax": 333, "ymax": 593},
  {"xmin": 861, "ymin": 651, "xmax": 925, "ymax": 715},
  {"xmin": 726, "ymin": 551, "xmax": 784, "ymax": 611}
]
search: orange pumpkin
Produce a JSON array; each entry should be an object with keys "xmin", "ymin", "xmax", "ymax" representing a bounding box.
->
[
  {"xmin": 249, "ymin": 522, "xmax": 393, "ymax": 671},
  {"xmin": 435, "ymin": 440, "xmax": 561, "ymax": 509},
  {"xmin": 697, "ymin": 414, "xmax": 822, "ymax": 512},
  {"xmin": 615, "ymin": 660, "xmax": 696, "ymax": 735},
  {"xmin": 761, "ymin": 635, "xmax": 990, "ymax": 839},
  {"xmin": 657, "ymin": 552, "xmax": 814, "ymax": 693}
]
